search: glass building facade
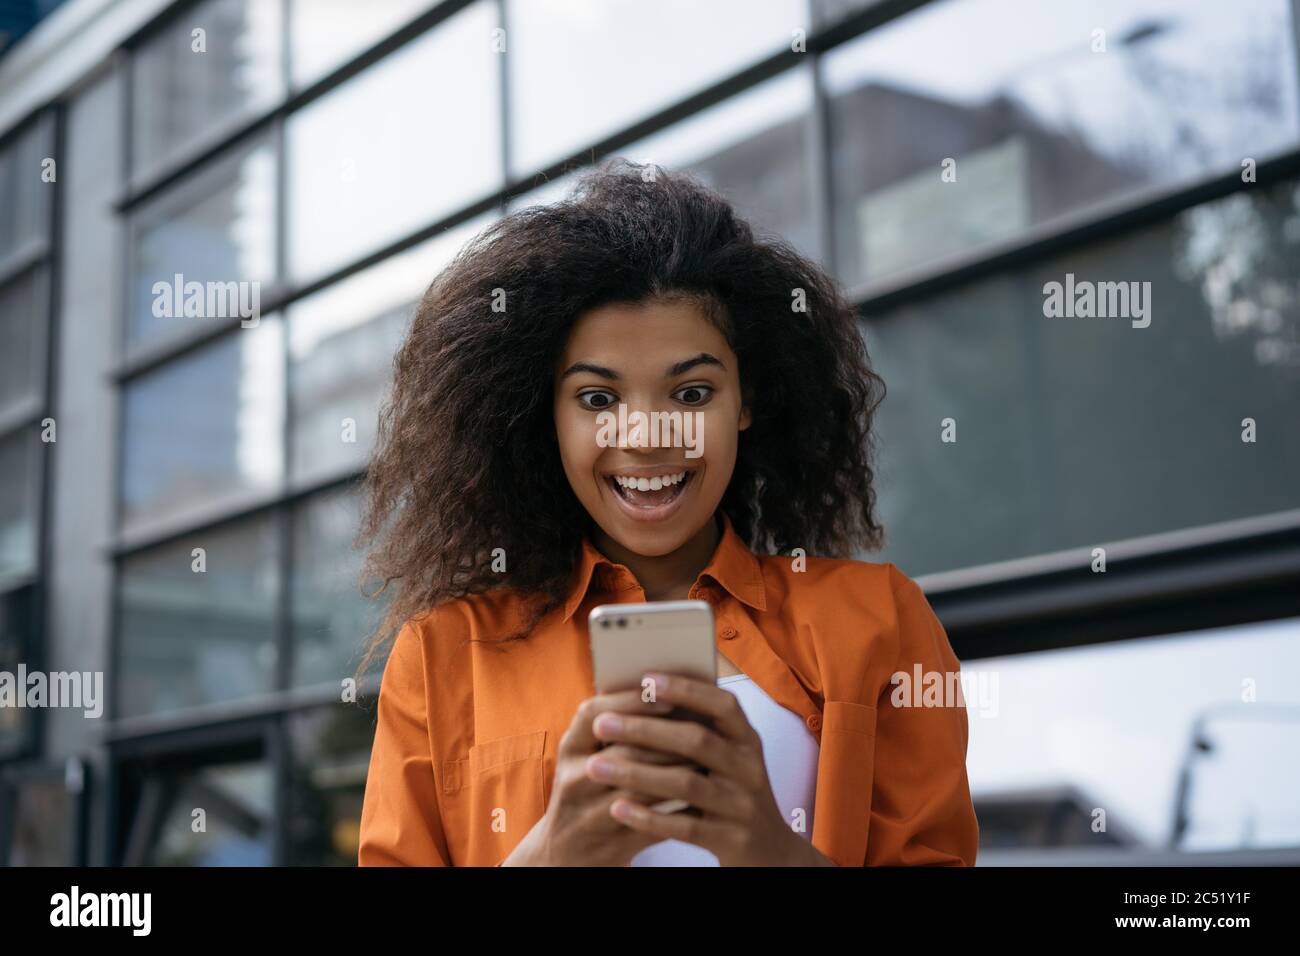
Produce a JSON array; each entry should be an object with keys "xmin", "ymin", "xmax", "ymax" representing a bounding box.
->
[{"xmin": 0, "ymin": 0, "xmax": 1298, "ymax": 865}]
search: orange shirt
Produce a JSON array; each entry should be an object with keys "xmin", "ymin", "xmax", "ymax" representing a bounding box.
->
[{"xmin": 358, "ymin": 510, "xmax": 979, "ymax": 866}]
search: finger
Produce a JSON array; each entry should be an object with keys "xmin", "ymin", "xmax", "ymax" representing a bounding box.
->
[
  {"xmin": 591, "ymin": 710, "xmax": 739, "ymax": 778},
  {"xmin": 585, "ymin": 751, "xmax": 731, "ymax": 817},
  {"xmin": 562, "ymin": 690, "xmax": 674, "ymax": 757},
  {"xmin": 608, "ymin": 795, "xmax": 736, "ymax": 854},
  {"xmin": 596, "ymin": 743, "xmax": 693, "ymax": 767},
  {"xmin": 641, "ymin": 672, "xmax": 756, "ymax": 745}
]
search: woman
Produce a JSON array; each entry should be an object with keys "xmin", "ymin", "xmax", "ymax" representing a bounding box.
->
[{"xmin": 355, "ymin": 159, "xmax": 978, "ymax": 866}]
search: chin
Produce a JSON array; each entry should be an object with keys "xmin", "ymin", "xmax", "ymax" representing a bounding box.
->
[{"xmin": 603, "ymin": 522, "xmax": 695, "ymax": 558}]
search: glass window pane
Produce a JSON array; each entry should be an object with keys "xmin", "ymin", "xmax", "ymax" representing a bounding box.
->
[
  {"xmin": 0, "ymin": 588, "xmax": 35, "ymax": 752},
  {"xmin": 6, "ymin": 775, "xmax": 75, "ymax": 865},
  {"xmin": 0, "ymin": 115, "xmax": 53, "ymax": 261},
  {"xmin": 146, "ymin": 760, "xmax": 274, "ymax": 865},
  {"xmin": 971, "ymin": 617, "xmax": 1300, "ymax": 858},
  {"xmin": 286, "ymin": 702, "xmax": 378, "ymax": 865},
  {"xmin": 0, "ymin": 268, "xmax": 47, "ymax": 413},
  {"xmin": 127, "ymin": 137, "xmax": 277, "ymax": 354},
  {"xmin": 118, "ymin": 515, "xmax": 279, "ymax": 719},
  {"xmin": 866, "ymin": 176, "xmax": 1300, "ymax": 577},
  {"xmin": 0, "ymin": 428, "xmax": 39, "ymax": 586},
  {"xmin": 809, "ymin": 0, "xmax": 883, "ymax": 31},
  {"xmin": 505, "ymin": 168, "xmax": 584, "ymax": 212},
  {"xmin": 613, "ymin": 67, "xmax": 819, "ymax": 262},
  {"xmin": 506, "ymin": 0, "xmax": 807, "ymax": 176},
  {"xmin": 290, "ymin": 488, "xmax": 384, "ymax": 689},
  {"xmin": 286, "ymin": 1, "xmax": 502, "ymax": 282},
  {"xmin": 120, "ymin": 319, "xmax": 284, "ymax": 534},
  {"xmin": 131, "ymin": 0, "xmax": 283, "ymax": 182},
  {"xmin": 289, "ymin": 0, "xmax": 437, "ymax": 88},
  {"xmin": 287, "ymin": 214, "xmax": 495, "ymax": 483},
  {"xmin": 825, "ymin": 0, "xmax": 1300, "ymax": 288},
  {"xmin": 0, "ymin": 694, "xmax": 20, "ymax": 750}
]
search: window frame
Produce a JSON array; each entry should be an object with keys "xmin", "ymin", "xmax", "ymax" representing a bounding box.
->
[{"xmin": 80, "ymin": 0, "xmax": 1300, "ymax": 869}]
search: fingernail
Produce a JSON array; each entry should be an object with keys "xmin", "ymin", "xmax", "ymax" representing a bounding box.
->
[
  {"xmin": 596, "ymin": 713, "xmax": 622, "ymax": 734},
  {"xmin": 613, "ymin": 800, "xmax": 645, "ymax": 823},
  {"xmin": 588, "ymin": 757, "xmax": 616, "ymax": 780}
]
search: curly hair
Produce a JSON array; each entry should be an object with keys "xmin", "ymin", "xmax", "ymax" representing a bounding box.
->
[{"xmin": 354, "ymin": 158, "xmax": 886, "ymax": 679}]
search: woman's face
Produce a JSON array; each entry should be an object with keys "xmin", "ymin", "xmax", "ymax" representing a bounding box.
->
[{"xmin": 552, "ymin": 296, "xmax": 751, "ymax": 558}]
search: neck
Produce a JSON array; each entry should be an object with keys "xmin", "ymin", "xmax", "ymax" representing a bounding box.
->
[{"xmin": 591, "ymin": 513, "xmax": 723, "ymax": 602}]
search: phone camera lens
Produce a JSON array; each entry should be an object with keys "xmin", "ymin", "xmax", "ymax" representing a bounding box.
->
[{"xmin": 617, "ymin": 618, "xmax": 626, "ymax": 628}]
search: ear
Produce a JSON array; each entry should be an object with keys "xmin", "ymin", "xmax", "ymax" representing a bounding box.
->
[{"xmin": 738, "ymin": 385, "xmax": 754, "ymax": 432}]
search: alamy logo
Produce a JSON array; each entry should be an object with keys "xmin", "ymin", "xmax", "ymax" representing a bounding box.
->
[
  {"xmin": 890, "ymin": 664, "xmax": 1000, "ymax": 718},
  {"xmin": 50, "ymin": 886, "xmax": 151, "ymax": 936},
  {"xmin": 1042, "ymin": 272, "xmax": 1151, "ymax": 328},
  {"xmin": 0, "ymin": 665, "xmax": 103, "ymax": 718},
  {"xmin": 595, "ymin": 403, "xmax": 703, "ymax": 458},
  {"xmin": 151, "ymin": 273, "xmax": 261, "ymax": 327}
]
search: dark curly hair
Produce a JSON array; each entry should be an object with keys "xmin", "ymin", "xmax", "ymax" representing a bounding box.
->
[{"xmin": 354, "ymin": 158, "xmax": 886, "ymax": 679}]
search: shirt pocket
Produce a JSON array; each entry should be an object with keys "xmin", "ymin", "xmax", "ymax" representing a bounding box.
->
[{"xmin": 442, "ymin": 729, "xmax": 548, "ymax": 865}]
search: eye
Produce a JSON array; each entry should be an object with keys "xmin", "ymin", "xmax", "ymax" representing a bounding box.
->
[
  {"xmin": 672, "ymin": 384, "xmax": 714, "ymax": 406},
  {"xmin": 578, "ymin": 390, "xmax": 618, "ymax": 411}
]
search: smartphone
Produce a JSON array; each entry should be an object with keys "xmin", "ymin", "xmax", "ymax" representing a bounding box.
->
[{"xmin": 588, "ymin": 600, "xmax": 715, "ymax": 814}]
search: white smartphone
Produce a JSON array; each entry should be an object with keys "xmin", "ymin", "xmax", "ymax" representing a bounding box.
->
[{"xmin": 588, "ymin": 600, "xmax": 715, "ymax": 814}]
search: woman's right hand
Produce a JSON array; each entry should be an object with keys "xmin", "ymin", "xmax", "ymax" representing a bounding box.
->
[{"xmin": 501, "ymin": 689, "xmax": 688, "ymax": 866}]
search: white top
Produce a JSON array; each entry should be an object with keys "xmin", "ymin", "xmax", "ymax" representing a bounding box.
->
[{"xmin": 630, "ymin": 674, "xmax": 820, "ymax": 866}]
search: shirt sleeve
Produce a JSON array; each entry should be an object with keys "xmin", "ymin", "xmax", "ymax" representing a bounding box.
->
[
  {"xmin": 865, "ymin": 566, "xmax": 980, "ymax": 866},
  {"xmin": 358, "ymin": 618, "xmax": 452, "ymax": 866}
]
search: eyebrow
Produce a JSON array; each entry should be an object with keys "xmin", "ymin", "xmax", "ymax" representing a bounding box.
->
[{"xmin": 559, "ymin": 353, "xmax": 725, "ymax": 381}]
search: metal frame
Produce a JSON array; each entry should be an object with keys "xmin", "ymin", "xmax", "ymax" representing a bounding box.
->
[
  {"xmin": 933, "ymin": 515, "xmax": 1300, "ymax": 661},
  {"xmin": 106, "ymin": 0, "xmax": 928, "ymax": 388},
  {"xmin": 116, "ymin": 129, "xmax": 284, "ymax": 373},
  {"xmin": 0, "ymin": 111, "xmax": 57, "ymax": 443},
  {"xmin": 108, "ymin": 717, "xmax": 268, "ymax": 865},
  {"xmin": 105, "ymin": 0, "xmax": 1300, "ymax": 667},
  {"xmin": 0, "ymin": 101, "xmax": 62, "ymax": 775},
  {"xmin": 0, "ymin": 104, "xmax": 67, "ymax": 844},
  {"xmin": 851, "ymin": 148, "xmax": 1300, "ymax": 315}
]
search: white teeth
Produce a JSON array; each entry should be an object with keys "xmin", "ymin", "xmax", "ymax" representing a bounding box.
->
[{"xmin": 612, "ymin": 471, "xmax": 688, "ymax": 491}]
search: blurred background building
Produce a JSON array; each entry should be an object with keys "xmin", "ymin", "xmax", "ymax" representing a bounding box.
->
[{"xmin": 0, "ymin": 0, "xmax": 1298, "ymax": 866}]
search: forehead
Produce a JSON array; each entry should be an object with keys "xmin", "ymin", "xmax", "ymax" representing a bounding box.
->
[{"xmin": 559, "ymin": 297, "xmax": 733, "ymax": 367}]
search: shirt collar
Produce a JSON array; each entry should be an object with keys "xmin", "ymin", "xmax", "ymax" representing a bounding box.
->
[{"xmin": 562, "ymin": 510, "xmax": 768, "ymax": 623}]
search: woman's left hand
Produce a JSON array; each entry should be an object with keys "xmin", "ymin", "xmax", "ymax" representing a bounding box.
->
[{"xmin": 586, "ymin": 671, "xmax": 834, "ymax": 866}]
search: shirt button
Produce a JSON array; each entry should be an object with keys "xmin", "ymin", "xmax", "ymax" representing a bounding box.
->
[
  {"xmin": 720, "ymin": 625, "xmax": 738, "ymax": 640},
  {"xmin": 806, "ymin": 713, "xmax": 822, "ymax": 733}
]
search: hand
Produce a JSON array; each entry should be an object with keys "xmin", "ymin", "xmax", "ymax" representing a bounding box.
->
[
  {"xmin": 501, "ymin": 688, "xmax": 686, "ymax": 866},
  {"xmin": 587, "ymin": 672, "xmax": 835, "ymax": 866}
]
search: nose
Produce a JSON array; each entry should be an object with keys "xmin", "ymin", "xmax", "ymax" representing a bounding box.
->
[{"xmin": 605, "ymin": 400, "xmax": 685, "ymax": 452}]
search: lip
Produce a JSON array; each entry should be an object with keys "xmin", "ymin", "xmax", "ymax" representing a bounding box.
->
[{"xmin": 601, "ymin": 466, "xmax": 698, "ymax": 524}]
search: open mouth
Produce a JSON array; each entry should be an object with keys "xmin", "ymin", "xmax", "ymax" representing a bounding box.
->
[{"xmin": 605, "ymin": 470, "xmax": 695, "ymax": 514}]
